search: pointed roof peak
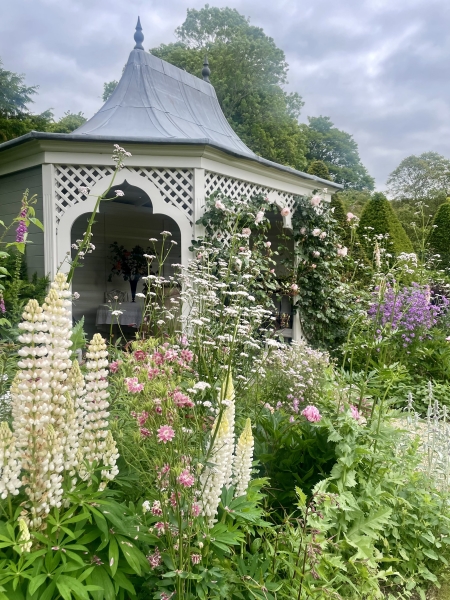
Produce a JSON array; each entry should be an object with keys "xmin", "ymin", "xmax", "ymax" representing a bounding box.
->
[
  {"xmin": 134, "ymin": 17, "xmax": 144, "ymax": 50},
  {"xmin": 202, "ymin": 54, "xmax": 211, "ymax": 83}
]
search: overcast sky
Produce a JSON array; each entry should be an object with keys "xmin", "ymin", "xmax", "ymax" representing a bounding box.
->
[{"xmin": 2, "ymin": 0, "xmax": 450, "ymax": 188}]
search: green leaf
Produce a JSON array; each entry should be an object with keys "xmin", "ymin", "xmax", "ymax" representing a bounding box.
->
[
  {"xmin": 29, "ymin": 217, "xmax": 44, "ymax": 231},
  {"xmin": 28, "ymin": 574, "xmax": 48, "ymax": 596},
  {"xmin": 57, "ymin": 575, "xmax": 91, "ymax": 600},
  {"xmin": 111, "ymin": 569, "xmax": 136, "ymax": 595},
  {"xmin": 116, "ymin": 536, "xmax": 145, "ymax": 575},
  {"xmin": 108, "ymin": 536, "xmax": 119, "ymax": 577}
]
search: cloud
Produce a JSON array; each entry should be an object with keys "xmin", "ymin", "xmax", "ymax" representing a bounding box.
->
[{"xmin": 1, "ymin": 0, "xmax": 449, "ymax": 188}]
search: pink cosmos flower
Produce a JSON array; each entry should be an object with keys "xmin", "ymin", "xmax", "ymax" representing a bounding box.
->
[
  {"xmin": 301, "ymin": 405, "xmax": 321, "ymax": 423},
  {"xmin": 178, "ymin": 469, "xmax": 195, "ymax": 488},
  {"xmin": 191, "ymin": 554, "xmax": 202, "ymax": 565},
  {"xmin": 280, "ymin": 207, "xmax": 290, "ymax": 217},
  {"xmin": 157, "ymin": 425, "xmax": 175, "ymax": 443},
  {"xmin": 242, "ymin": 227, "xmax": 251, "ymax": 237},
  {"xmin": 125, "ymin": 377, "xmax": 144, "ymax": 393}
]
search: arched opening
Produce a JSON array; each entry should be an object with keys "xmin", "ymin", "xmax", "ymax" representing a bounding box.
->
[{"xmin": 71, "ymin": 189, "xmax": 181, "ymax": 337}]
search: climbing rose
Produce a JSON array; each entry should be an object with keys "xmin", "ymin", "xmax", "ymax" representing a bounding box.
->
[
  {"xmin": 241, "ymin": 228, "xmax": 251, "ymax": 237},
  {"xmin": 280, "ymin": 207, "xmax": 290, "ymax": 217},
  {"xmin": 310, "ymin": 195, "xmax": 321, "ymax": 207}
]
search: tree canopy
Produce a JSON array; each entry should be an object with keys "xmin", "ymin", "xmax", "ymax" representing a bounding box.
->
[
  {"xmin": 302, "ymin": 116, "xmax": 375, "ymax": 191},
  {"xmin": 0, "ymin": 58, "xmax": 85, "ymax": 142},
  {"xmin": 145, "ymin": 5, "xmax": 307, "ymax": 170},
  {"xmin": 387, "ymin": 152, "xmax": 450, "ymax": 203}
]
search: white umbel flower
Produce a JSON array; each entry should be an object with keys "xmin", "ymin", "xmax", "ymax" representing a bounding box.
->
[
  {"xmin": 232, "ymin": 418, "xmax": 254, "ymax": 498},
  {"xmin": 0, "ymin": 421, "xmax": 21, "ymax": 499}
]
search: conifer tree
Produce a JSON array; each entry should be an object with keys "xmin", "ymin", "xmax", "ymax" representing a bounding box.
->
[
  {"xmin": 357, "ymin": 192, "xmax": 413, "ymax": 256},
  {"xmin": 307, "ymin": 160, "xmax": 330, "ymax": 181},
  {"xmin": 427, "ymin": 198, "xmax": 450, "ymax": 265}
]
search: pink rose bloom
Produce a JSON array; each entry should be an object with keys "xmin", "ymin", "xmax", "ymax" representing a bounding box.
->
[
  {"xmin": 300, "ymin": 227, "xmax": 307, "ymax": 235},
  {"xmin": 301, "ymin": 405, "xmax": 321, "ymax": 422},
  {"xmin": 312, "ymin": 228, "xmax": 321, "ymax": 237},
  {"xmin": 239, "ymin": 246, "xmax": 246, "ymax": 252},
  {"xmin": 178, "ymin": 469, "xmax": 195, "ymax": 488},
  {"xmin": 265, "ymin": 241, "xmax": 271, "ymax": 248},
  {"xmin": 157, "ymin": 424, "xmax": 175, "ymax": 443},
  {"xmin": 270, "ymin": 269, "xmax": 275, "ymax": 274},
  {"xmin": 215, "ymin": 200, "xmax": 226, "ymax": 210},
  {"xmin": 319, "ymin": 231, "xmax": 327, "ymax": 240},
  {"xmin": 337, "ymin": 246, "xmax": 348, "ymax": 257},
  {"xmin": 255, "ymin": 210, "xmax": 265, "ymax": 224},
  {"xmin": 311, "ymin": 264, "xmax": 317, "ymax": 269},
  {"xmin": 291, "ymin": 283, "xmax": 298, "ymax": 293},
  {"xmin": 242, "ymin": 227, "xmax": 251, "ymax": 237},
  {"xmin": 280, "ymin": 207, "xmax": 290, "ymax": 217},
  {"xmin": 310, "ymin": 195, "xmax": 321, "ymax": 207},
  {"xmin": 312, "ymin": 250, "xmax": 320, "ymax": 258}
]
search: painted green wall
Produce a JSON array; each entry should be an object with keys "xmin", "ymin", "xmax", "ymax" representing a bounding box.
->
[{"xmin": 0, "ymin": 166, "xmax": 44, "ymax": 277}]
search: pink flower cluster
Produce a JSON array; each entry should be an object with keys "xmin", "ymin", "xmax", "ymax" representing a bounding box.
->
[
  {"xmin": 125, "ymin": 377, "xmax": 144, "ymax": 393},
  {"xmin": 147, "ymin": 547, "xmax": 161, "ymax": 568},
  {"xmin": 134, "ymin": 350, "xmax": 148, "ymax": 361},
  {"xmin": 109, "ymin": 360, "xmax": 121, "ymax": 372},
  {"xmin": 172, "ymin": 389, "xmax": 194, "ymax": 408},
  {"xmin": 301, "ymin": 405, "xmax": 321, "ymax": 423},
  {"xmin": 178, "ymin": 468, "xmax": 195, "ymax": 488}
]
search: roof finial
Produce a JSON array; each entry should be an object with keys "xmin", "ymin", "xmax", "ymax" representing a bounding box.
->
[
  {"xmin": 134, "ymin": 17, "xmax": 144, "ymax": 50},
  {"xmin": 202, "ymin": 55, "xmax": 211, "ymax": 83}
]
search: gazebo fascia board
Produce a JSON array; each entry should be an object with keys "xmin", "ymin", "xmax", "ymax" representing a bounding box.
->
[{"xmin": 0, "ymin": 134, "xmax": 342, "ymax": 192}]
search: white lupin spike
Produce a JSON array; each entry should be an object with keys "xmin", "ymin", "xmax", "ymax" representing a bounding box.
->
[
  {"xmin": 232, "ymin": 418, "xmax": 254, "ymax": 498},
  {"xmin": 220, "ymin": 371, "xmax": 235, "ymax": 489},
  {"xmin": 0, "ymin": 421, "xmax": 21, "ymax": 499}
]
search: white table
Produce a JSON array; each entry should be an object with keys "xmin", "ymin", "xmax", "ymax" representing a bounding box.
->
[{"xmin": 96, "ymin": 302, "xmax": 143, "ymax": 328}]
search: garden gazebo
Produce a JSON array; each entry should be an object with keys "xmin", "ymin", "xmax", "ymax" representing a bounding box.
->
[{"xmin": 0, "ymin": 18, "xmax": 341, "ymax": 337}]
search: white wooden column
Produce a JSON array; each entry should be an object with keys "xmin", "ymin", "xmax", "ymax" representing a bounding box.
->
[
  {"xmin": 192, "ymin": 168, "xmax": 205, "ymax": 240},
  {"xmin": 42, "ymin": 163, "xmax": 57, "ymax": 279}
]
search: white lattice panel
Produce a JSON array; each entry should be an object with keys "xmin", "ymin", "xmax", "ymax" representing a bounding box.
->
[
  {"xmin": 204, "ymin": 171, "xmax": 297, "ymax": 213},
  {"xmin": 132, "ymin": 168, "xmax": 193, "ymax": 224},
  {"xmin": 54, "ymin": 166, "xmax": 194, "ymax": 225}
]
